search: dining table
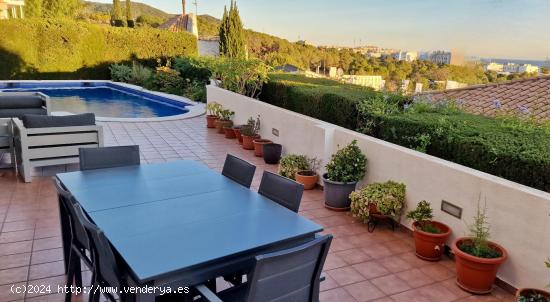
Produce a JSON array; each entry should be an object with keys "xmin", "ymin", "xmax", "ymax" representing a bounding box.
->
[{"xmin": 56, "ymin": 160, "xmax": 323, "ymax": 301}]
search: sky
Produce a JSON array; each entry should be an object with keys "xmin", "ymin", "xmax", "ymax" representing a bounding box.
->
[{"xmin": 95, "ymin": 0, "xmax": 550, "ymax": 60}]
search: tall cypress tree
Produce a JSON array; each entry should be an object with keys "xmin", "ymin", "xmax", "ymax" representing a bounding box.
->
[
  {"xmin": 25, "ymin": 0, "xmax": 43, "ymax": 17},
  {"xmin": 126, "ymin": 0, "xmax": 134, "ymax": 27},
  {"xmin": 111, "ymin": 0, "xmax": 124, "ymax": 26},
  {"xmin": 219, "ymin": 1, "xmax": 246, "ymax": 58}
]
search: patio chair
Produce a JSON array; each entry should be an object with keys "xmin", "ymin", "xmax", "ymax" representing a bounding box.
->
[
  {"xmin": 222, "ymin": 154, "xmax": 256, "ymax": 188},
  {"xmin": 0, "ymin": 118, "xmax": 14, "ymax": 168},
  {"xmin": 195, "ymin": 234, "xmax": 333, "ymax": 302},
  {"xmin": 79, "ymin": 145, "xmax": 140, "ymax": 171},
  {"xmin": 54, "ymin": 178, "xmax": 93, "ymax": 302},
  {"xmin": 258, "ymin": 171, "xmax": 304, "ymax": 213},
  {"xmin": 12, "ymin": 113, "xmax": 104, "ymax": 182}
]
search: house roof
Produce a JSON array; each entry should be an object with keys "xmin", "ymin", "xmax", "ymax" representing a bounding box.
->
[
  {"xmin": 159, "ymin": 14, "xmax": 190, "ymax": 32},
  {"xmin": 419, "ymin": 76, "xmax": 550, "ymax": 121}
]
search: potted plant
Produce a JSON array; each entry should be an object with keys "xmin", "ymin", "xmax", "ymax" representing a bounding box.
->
[
  {"xmin": 241, "ymin": 116, "xmax": 260, "ymax": 150},
  {"xmin": 263, "ymin": 143, "xmax": 283, "ymax": 164},
  {"xmin": 516, "ymin": 260, "xmax": 550, "ymax": 301},
  {"xmin": 278, "ymin": 155, "xmax": 309, "ymax": 180},
  {"xmin": 224, "ymin": 126, "xmax": 236, "ymax": 139},
  {"xmin": 296, "ymin": 157, "xmax": 322, "ymax": 190},
  {"xmin": 322, "ymin": 140, "xmax": 367, "ymax": 210},
  {"xmin": 451, "ymin": 202, "xmax": 508, "ymax": 294},
  {"xmin": 215, "ymin": 109, "xmax": 234, "ymax": 134},
  {"xmin": 350, "ymin": 181, "xmax": 406, "ymax": 229},
  {"xmin": 253, "ymin": 139, "xmax": 273, "ymax": 157},
  {"xmin": 406, "ymin": 200, "xmax": 452, "ymax": 261},
  {"xmin": 233, "ymin": 125, "xmax": 243, "ymax": 145},
  {"xmin": 206, "ymin": 102, "xmax": 222, "ymax": 128}
]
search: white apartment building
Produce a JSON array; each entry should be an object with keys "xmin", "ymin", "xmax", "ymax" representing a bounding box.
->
[
  {"xmin": 483, "ymin": 62, "xmax": 504, "ymax": 72},
  {"xmin": 393, "ymin": 51, "xmax": 418, "ymax": 62},
  {"xmin": 341, "ymin": 75, "xmax": 383, "ymax": 91},
  {"xmin": 0, "ymin": 0, "xmax": 24, "ymax": 19},
  {"xmin": 503, "ymin": 63, "xmax": 540, "ymax": 74},
  {"xmin": 420, "ymin": 50, "xmax": 465, "ymax": 66}
]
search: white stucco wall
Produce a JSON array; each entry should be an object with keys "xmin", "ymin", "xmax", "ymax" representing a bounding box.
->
[{"xmin": 207, "ymin": 84, "xmax": 550, "ymax": 289}]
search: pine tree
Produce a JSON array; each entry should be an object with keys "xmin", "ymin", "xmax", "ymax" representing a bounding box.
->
[
  {"xmin": 111, "ymin": 0, "xmax": 124, "ymax": 27},
  {"xmin": 25, "ymin": 0, "xmax": 43, "ymax": 17},
  {"xmin": 126, "ymin": 0, "xmax": 134, "ymax": 27},
  {"xmin": 219, "ymin": 0, "xmax": 246, "ymax": 58}
]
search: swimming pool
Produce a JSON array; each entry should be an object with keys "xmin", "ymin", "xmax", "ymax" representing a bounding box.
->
[{"xmin": 0, "ymin": 81, "xmax": 203, "ymax": 121}]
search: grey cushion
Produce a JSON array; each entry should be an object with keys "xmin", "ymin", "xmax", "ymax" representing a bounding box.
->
[
  {"xmin": 0, "ymin": 108, "xmax": 47, "ymax": 119},
  {"xmin": 22, "ymin": 113, "xmax": 96, "ymax": 129},
  {"xmin": 0, "ymin": 95, "xmax": 44, "ymax": 109}
]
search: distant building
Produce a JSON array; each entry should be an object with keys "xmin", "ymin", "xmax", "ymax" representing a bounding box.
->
[
  {"xmin": 543, "ymin": 59, "xmax": 550, "ymax": 68},
  {"xmin": 503, "ymin": 63, "xmax": 540, "ymax": 74},
  {"xmin": 296, "ymin": 40, "xmax": 315, "ymax": 47},
  {"xmin": 159, "ymin": 1, "xmax": 198, "ymax": 37},
  {"xmin": 328, "ymin": 67, "xmax": 344, "ymax": 78},
  {"xmin": 274, "ymin": 64, "xmax": 302, "ymax": 73},
  {"xmin": 421, "ymin": 50, "xmax": 465, "ymax": 66},
  {"xmin": 393, "ymin": 51, "xmax": 418, "ymax": 62},
  {"xmin": 0, "ymin": 0, "xmax": 24, "ymax": 19},
  {"xmin": 483, "ymin": 62, "xmax": 504, "ymax": 72},
  {"xmin": 342, "ymin": 75, "xmax": 383, "ymax": 90}
]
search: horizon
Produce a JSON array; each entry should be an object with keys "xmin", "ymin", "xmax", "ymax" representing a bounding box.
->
[{"xmin": 92, "ymin": 0, "xmax": 550, "ymax": 61}]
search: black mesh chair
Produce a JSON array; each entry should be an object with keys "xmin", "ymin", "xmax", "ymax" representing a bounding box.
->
[
  {"xmin": 222, "ymin": 154, "xmax": 256, "ymax": 188},
  {"xmin": 54, "ymin": 179, "xmax": 93, "ymax": 302},
  {"xmin": 195, "ymin": 235, "xmax": 333, "ymax": 302},
  {"xmin": 73, "ymin": 203, "xmax": 128, "ymax": 302},
  {"xmin": 258, "ymin": 171, "xmax": 304, "ymax": 213},
  {"xmin": 79, "ymin": 145, "xmax": 140, "ymax": 171}
]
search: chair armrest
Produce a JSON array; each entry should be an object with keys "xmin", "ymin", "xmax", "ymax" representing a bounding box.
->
[
  {"xmin": 320, "ymin": 273, "xmax": 326, "ymax": 282},
  {"xmin": 195, "ymin": 284, "xmax": 223, "ymax": 302}
]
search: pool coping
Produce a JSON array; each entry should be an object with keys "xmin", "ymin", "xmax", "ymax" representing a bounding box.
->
[{"xmin": 0, "ymin": 80, "xmax": 206, "ymax": 122}]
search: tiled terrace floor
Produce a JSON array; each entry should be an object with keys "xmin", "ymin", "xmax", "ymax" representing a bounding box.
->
[{"xmin": 0, "ymin": 116, "xmax": 514, "ymax": 301}]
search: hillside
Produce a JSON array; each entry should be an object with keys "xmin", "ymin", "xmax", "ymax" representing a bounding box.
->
[{"xmin": 83, "ymin": 1, "xmax": 173, "ymax": 19}]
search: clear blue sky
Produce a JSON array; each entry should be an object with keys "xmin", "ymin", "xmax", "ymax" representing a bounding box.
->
[{"xmin": 96, "ymin": 0, "xmax": 550, "ymax": 60}]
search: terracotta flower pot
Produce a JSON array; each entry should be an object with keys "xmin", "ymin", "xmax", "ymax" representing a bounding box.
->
[
  {"xmin": 451, "ymin": 238, "xmax": 508, "ymax": 294},
  {"xmin": 233, "ymin": 126, "xmax": 243, "ymax": 145},
  {"xmin": 224, "ymin": 127, "xmax": 236, "ymax": 139},
  {"xmin": 216, "ymin": 120, "xmax": 233, "ymax": 134},
  {"xmin": 516, "ymin": 288, "xmax": 550, "ymax": 301},
  {"xmin": 412, "ymin": 221, "xmax": 452, "ymax": 261},
  {"xmin": 242, "ymin": 135, "xmax": 260, "ymax": 150},
  {"xmin": 253, "ymin": 139, "xmax": 273, "ymax": 157},
  {"xmin": 295, "ymin": 171, "xmax": 319, "ymax": 190},
  {"xmin": 206, "ymin": 115, "xmax": 218, "ymax": 128}
]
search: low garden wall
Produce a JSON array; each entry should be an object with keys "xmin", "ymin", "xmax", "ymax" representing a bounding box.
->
[{"xmin": 208, "ymin": 84, "xmax": 550, "ymax": 289}]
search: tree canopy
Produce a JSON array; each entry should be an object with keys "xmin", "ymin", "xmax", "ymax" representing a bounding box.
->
[{"xmin": 219, "ymin": 1, "xmax": 246, "ymax": 58}]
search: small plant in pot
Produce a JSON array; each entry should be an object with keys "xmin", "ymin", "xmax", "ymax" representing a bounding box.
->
[
  {"xmin": 241, "ymin": 116, "xmax": 261, "ymax": 150},
  {"xmin": 323, "ymin": 140, "xmax": 367, "ymax": 210},
  {"xmin": 296, "ymin": 157, "xmax": 322, "ymax": 190},
  {"xmin": 406, "ymin": 200, "xmax": 452, "ymax": 261},
  {"xmin": 516, "ymin": 260, "xmax": 550, "ymax": 302},
  {"xmin": 216, "ymin": 109, "xmax": 234, "ymax": 134},
  {"xmin": 263, "ymin": 143, "xmax": 283, "ymax": 164},
  {"xmin": 206, "ymin": 102, "xmax": 222, "ymax": 128},
  {"xmin": 350, "ymin": 181, "xmax": 406, "ymax": 231},
  {"xmin": 278, "ymin": 155, "xmax": 309, "ymax": 180},
  {"xmin": 451, "ymin": 201, "xmax": 508, "ymax": 294}
]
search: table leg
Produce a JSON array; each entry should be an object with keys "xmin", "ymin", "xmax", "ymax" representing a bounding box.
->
[{"xmin": 58, "ymin": 199, "xmax": 71, "ymax": 274}]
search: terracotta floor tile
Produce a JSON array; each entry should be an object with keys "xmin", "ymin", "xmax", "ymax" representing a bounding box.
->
[
  {"xmin": 344, "ymin": 280, "xmax": 386, "ymax": 302},
  {"xmin": 0, "ymin": 266, "xmax": 29, "ymax": 285},
  {"xmin": 324, "ymin": 253, "xmax": 348, "ymax": 270},
  {"xmin": 0, "ymin": 282, "xmax": 26, "ymax": 301},
  {"xmin": 378, "ymin": 256, "xmax": 414, "ymax": 273},
  {"xmin": 371, "ymin": 274, "xmax": 412, "ymax": 295},
  {"xmin": 361, "ymin": 244, "xmax": 392, "ymax": 259},
  {"xmin": 418, "ymin": 263, "xmax": 454, "ymax": 281},
  {"xmin": 320, "ymin": 274, "xmax": 339, "ymax": 292},
  {"xmin": 335, "ymin": 248, "xmax": 373, "ymax": 265},
  {"xmin": 395, "ymin": 268, "xmax": 435, "ymax": 288},
  {"xmin": 29, "ymin": 260, "xmax": 65, "ymax": 280},
  {"xmin": 352, "ymin": 261, "xmax": 391, "ymax": 280},
  {"xmin": 0, "ymin": 230, "xmax": 35, "ymax": 244},
  {"xmin": 439, "ymin": 278, "xmax": 471, "ymax": 300},
  {"xmin": 32, "ymin": 237, "xmax": 62, "ymax": 251},
  {"xmin": 320, "ymin": 288, "xmax": 358, "ymax": 302},
  {"xmin": 0, "ymin": 240, "xmax": 33, "ymax": 256},
  {"xmin": 326, "ymin": 266, "xmax": 366, "ymax": 286},
  {"xmin": 31, "ymin": 248, "xmax": 64, "ymax": 265},
  {"xmin": 0, "ymin": 253, "xmax": 31, "ymax": 270}
]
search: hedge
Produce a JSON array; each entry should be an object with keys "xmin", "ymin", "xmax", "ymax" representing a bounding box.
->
[
  {"xmin": 0, "ymin": 19, "xmax": 197, "ymax": 80},
  {"xmin": 260, "ymin": 73, "xmax": 379, "ymax": 129},
  {"xmin": 260, "ymin": 73, "xmax": 550, "ymax": 192}
]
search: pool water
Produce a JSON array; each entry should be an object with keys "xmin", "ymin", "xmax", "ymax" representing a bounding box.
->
[{"xmin": 4, "ymin": 87, "xmax": 188, "ymax": 118}]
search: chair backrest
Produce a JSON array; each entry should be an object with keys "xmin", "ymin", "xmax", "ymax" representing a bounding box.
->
[
  {"xmin": 258, "ymin": 171, "xmax": 304, "ymax": 213},
  {"xmin": 54, "ymin": 178, "xmax": 90, "ymax": 250},
  {"xmin": 245, "ymin": 235, "xmax": 332, "ymax": 302},
  {"xmin": 222, "ymin": 154, "xmax": 256, "ymax": 188},
  {"xmin": 79, "ymin": 145, "xmax": 140, "ymax": 171},
  {"xmin": 74, "ymin": 203, "xmax": 124, "ymax": 290}
]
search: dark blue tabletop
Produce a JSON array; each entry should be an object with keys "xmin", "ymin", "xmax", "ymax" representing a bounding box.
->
[{"xmin": 56, "ymin": 160, "xmax": 323, "ymax": 283}]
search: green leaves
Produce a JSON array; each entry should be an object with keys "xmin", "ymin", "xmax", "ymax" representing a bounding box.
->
[
  {"xmin": 350, "ymin": 181, "xmax": 406, "ymax": 222},
  {"xmin": 219, "ymin": 1, "xmax": 246, "ymax": 59},
  {"xmin": 325, "ymin": 140, "xmax": 367, "ymax": 183},
  {"xmin": 278, "ymin": 155, "xmax": 310, "ymax": 180}
]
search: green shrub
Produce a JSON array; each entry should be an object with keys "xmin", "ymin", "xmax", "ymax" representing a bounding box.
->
[
  {"xmin": 406, "ymin": 200, "xmax": 441, "ymax": 234},
  {"xmin": 325, "ymin": 140, "xmax": 367, "ymax": 183},
  {"xmin": 278, "ymin": 155, "xmax": 310, "ymax": 180},
  {"xmin": 459, "ymin": 202, "xmax": 502, "ymax": 259},
  {"xmin": 350, "ymin": 181, "xmax": 406, "ymax": 222},
  {"xmin": 0, "ymin": 18, "xmax": 197, "ymax": 79},
  {"xmin": 130, "ymin": 62, "xmax": 154, "ymax": 86},
  {"xmin": 109, "ymin": 64, "xmax": 132, "ymax": 82},
  {"xmin": 212, "ymin": 58, "xmax": 270, "ymax": 98},
  {"xmin": 151, "ymin": 66, "xmax": 185, "ymax": 95}
]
